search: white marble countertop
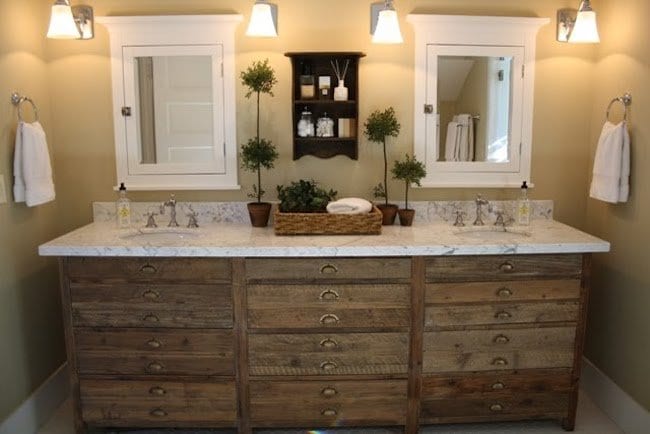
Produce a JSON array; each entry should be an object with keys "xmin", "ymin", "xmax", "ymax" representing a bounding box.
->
[{"xmin": 38, "ymin": 219, "xmax": 610, "ymax": 257}]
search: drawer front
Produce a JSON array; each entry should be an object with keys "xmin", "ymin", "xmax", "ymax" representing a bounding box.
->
[
  {"xmin": 425, "ymin": 254, "xmax": 582, "ymax": 282},
  {"xmin": 70, "ymin": 284, "xmax": 232, "ymax": 328},
  {"xmin": 249, "ymin": 333, "xmax": 409, "ymax": 376},
  {"xmin": 245, "ymin": 258, "xmax": 411, "ymax": 282},
  {"xmin": 426, "ymin": 279, "xmax": 581, "ymax": 304},
  {"xmin": 66, "ymin": 257, "xmax": 231, "ymax": 284},
  {"xmin": 423, "ymin": 327, "xmax": 575, "ymax": 373},
  {"xmin": 250, "ymin": 380, "xmax": 406, "ymax": 426},
  {"xmin": 80, "ymin": 379, "xmax": 236, "ymax": 426},
  {"xmin": 248, "ymin": 284, "xmax": 410, "ymax": 329},
  {"xmin": 425, "ymin": 301, "xmax": 579, "ymax": 328}
]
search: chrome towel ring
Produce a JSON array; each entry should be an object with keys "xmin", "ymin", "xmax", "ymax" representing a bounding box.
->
[
  {"xmin": 606, "ymin": 92, "xmax": 632, "ymax": 122},
  {"xmin": 10, "ymin": 91, "xmax": 40, "ymax": 122}
]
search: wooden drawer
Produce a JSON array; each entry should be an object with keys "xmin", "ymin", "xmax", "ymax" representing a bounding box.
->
[
  {"xmin": 80, "ymin": 379, "xmax": 236, "ymax": 427},
  {"xmin": 425, "ymin": 301, "xmax": 579, "ymax": 328},
  {"xmin": 425, "ymin": 254, "xmax": 582, "ymax": 283},
  {"xmin": 423, "ymin": 327, "xmax": 575, "ymax": 373},
  {"xmin": 245, "ymin": 257, "xmax": 411, "ymax": 282},
  {"xmin": 70, "ymin": 283, "xmax": 232, "ymax": 328},
  {"xmin": 76, "ymin": 329, "xmax": 234, "ymax": 376},
  {"xmin": 66, "ymin": 257, "xmax": 231, "ymax": 284},
  {"xmin": 250, "ymin": 380, "xmax": 406, "ymax": 426},
  {"xmin": 426, "ymin": 279, "xmax": 581, "ymax": 304},
  {"xmin": 249, "ymin": 332, "xmax": 408, "ymax": 376},
  {"xmin": 248, "ymin": 283, "xmax": 410, "ymax": 329}
]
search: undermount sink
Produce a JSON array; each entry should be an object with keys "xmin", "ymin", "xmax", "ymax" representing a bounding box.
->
[
  {"xmin": 453, "ymin": 226, "xmax": 531, "ymax": 240},
  {"xmin": 120, "ymin": 228, "xmax": 200, "ymax": 243}
]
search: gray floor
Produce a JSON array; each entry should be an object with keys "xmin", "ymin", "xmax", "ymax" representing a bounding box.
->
[{"xmin": 38, "ymin": 390, "xmax": 623, "ymax": 434}]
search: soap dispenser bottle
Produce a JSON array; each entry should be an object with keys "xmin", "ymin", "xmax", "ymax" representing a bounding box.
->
[
  {"xmin": 116, "ymin": 182, "xmax": 131, "ymax": 228},
  {"xmin": 517, "ymin": 181, "xmax": 530, "ymax": 226}
]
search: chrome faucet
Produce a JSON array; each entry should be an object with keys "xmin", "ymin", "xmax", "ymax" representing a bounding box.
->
[
  {"xmin": 493, "ymin": 210, "xmax": 515, "ymax": 230},
  {"xmin": 160, "ymin": 194, "xmax": 179, "ymax": 227},
  {"xmin": 473, "ymin": 195, "xmax": 489, "ymax": 226}
]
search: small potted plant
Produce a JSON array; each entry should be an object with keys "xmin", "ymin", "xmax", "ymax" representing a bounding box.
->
[
  {"xmin": 364, "ymin": 107, "xmax": 401, "ymax": 225},
  {"xmin": 391, "ymin": 154, "xmax": 427, "ymax": 226},
  {"xmin": 276, "ymin": 179, "xmax": 337, "ymax": 213},
  {"xmin": 240, "ymin": 59, "xmax": 279, "ymax": 227}
]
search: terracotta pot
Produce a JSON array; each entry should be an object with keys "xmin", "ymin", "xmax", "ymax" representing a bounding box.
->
[
  {"xmin": 377, "ymin": 203, "xmax": 398, "ymax": 226},
  {"xmin": 247, "ymin": 202, "xmax": 272, "ymax": 227},
  {"xmin": 398, "ymin": 209, "xmax": 415, "ymax": 226}
]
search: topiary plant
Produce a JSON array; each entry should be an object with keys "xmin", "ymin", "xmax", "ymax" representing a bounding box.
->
[
  {"xmin": 276, "ymin": 179, "xmax": 338, "ymax": 213},
  {"xmin": 363, "ymin": 107, "xmax": 401, "ymax": 206},
  {"xmin": 391, "ymin": 154, "xmax": 427, "ymax": 210}
]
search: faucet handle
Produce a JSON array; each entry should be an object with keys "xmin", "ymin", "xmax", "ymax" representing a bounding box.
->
[
  {"xmin": 453, "ymin": 211, "xmax": 466, "ymax": 227},
  {"xmin": 144, "ymin": 212, "xmax": 158, "ymax": 228},
  {"xmin": 186, "ymin": 205, "xmax": 199, "ymax": 228}
]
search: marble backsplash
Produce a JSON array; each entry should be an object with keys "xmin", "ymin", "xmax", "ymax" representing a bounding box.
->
[{"xmin": 93, "ymin": 200, "xmax": 553, "ymax": 227}]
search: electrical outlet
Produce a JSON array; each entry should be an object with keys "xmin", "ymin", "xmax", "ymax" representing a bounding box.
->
[{"xmin": 0, "ymin": 175, "xmax": 7, "ymax": 204}]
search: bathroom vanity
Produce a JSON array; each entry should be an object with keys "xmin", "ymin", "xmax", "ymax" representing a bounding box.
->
[{"xmin": 40, "ymin": 210, "xmax": 609, "ymax": 434}]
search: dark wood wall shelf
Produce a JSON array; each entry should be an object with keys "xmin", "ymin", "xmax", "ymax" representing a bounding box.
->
[{"xmin": 285, "ymin": 52, "xmax": 365, "ymax": 160}]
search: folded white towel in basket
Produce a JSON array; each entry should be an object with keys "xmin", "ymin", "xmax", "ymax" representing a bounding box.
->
[{"xmin": 326, "ymin": 198, "xmax": 373, "ymax": 215}]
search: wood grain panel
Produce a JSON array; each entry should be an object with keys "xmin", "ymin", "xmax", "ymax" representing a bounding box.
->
[
  {"xmin": 77, "ymin": 352, "xmax": 234, "ymax": 376},
  {"xmin": 425, "ymin": 301, "xmax": 579, "ymax": 328},
  {"xmin": 249, "ymin": 333, "xmax": 409, "ymax": 376},
  {"xmin": 67, "ymin": 257, "xmax": 231, "ymax": 283},
  {"xmin": 250, "ymin": 380, "xmax": 406, "ymax": 426},
  {"xmin": 423, "ymin": 327, "xmax": 575, "ymax": 372},
  {"xmin": 426, "ymin": 280, "xmax": 581, "ymax": 304},
  {"xmin": 80, "ymin": 379, "xmax": 236, "ymax": 426},
  {"xmin": 425, "ymin": 255, "xmax": 582, "ymax": 283},
  {"xmin": 246, "ymin": 257, "xmax": 411, "ymax": 282}
]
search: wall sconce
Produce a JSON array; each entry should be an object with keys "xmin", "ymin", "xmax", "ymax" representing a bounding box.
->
[
  {"xmin": 370, "ymin": 1, "xmax": 404, "ymax": 44},
  {"xmin": 557, "ymin": 0, "xmax": 600, "ymax": 43},
  {"xmin": 46, "ymin": 0, "xmax": 93, "ymax": 40},
  {"xmin": 246, "ymin": 0, "xmax": 278, "ymax": 37}
]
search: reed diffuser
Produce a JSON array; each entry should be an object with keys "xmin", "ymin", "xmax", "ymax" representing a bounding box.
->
[{"xmin": 331, "ymin": 59, "xmax": 350, "ymax": 101}]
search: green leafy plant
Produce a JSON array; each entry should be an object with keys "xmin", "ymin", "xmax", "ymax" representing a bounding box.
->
[
  {"xmin": 240, "ymin": 59, "xmax": 279, "ymax": 202},
  {"xmin": 363, "ymin": 107, "xmax": 400, "ymax": 206},
  {"xmin": 276, "ymin": 179, "xmax": 338, "ymax": 213},
  {"xmin": 391, "ymin": 154, "xmax": 427, "ymax": 210}
]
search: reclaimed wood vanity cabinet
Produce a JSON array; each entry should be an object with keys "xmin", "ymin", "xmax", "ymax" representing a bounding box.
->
[{"xmin": 58, "ymin": 254, "xmax": 590, "ymax": 433}]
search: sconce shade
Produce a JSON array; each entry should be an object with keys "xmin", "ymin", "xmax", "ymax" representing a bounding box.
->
[
  {"xmin": 569, "ymin": 8, "xmax": 600, "ymax": 43},
  {"xmin": 47, "ymin": 1, "xmax": 81, "ymax": 39},
  {"xmin": 246, "ymin": 1, "xmax": 278, "ymax": 37},
  {"xmin": 372, "ymin": 3, "xmax": 403, "ymax": 44}
]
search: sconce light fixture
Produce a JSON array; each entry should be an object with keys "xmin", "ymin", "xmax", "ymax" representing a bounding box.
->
[
  {"xmin": 46, "ymin": 0, "xmax": 93, "ymax": 40},
  {"xmin": 246, "ymin": 0, "xmax": 278, "ymax": 37},
  {"xmin": 557, "ymin": 0, "xmax": 600, "ymax": 43},
  {"xmin": 370, "ymin": 1, "xmax": 403, "ymax": 44}
]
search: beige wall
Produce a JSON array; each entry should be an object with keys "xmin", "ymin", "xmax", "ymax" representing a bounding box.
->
[
  {"xmin": 0, "ymin": 0, "xmax": 65, "ymax": 421},
  {"xmin": 584, "ymin": 0, "xmax": 650, "ymax": 410}
]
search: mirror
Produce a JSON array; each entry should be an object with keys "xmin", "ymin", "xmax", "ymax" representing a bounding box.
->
[{"xmin": 437, "ymin": 55, "xmax": 512, "ymax": 163}]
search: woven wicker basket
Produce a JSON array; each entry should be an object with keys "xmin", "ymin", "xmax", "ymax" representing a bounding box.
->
[{"xmin": 274, "ymin": 206, "xmax": 382, "ymax": 235}]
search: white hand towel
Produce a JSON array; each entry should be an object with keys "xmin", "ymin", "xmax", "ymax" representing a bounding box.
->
[
  {"xmin": 326, "ymin": 198, "xmax": 373, "ymax": 215},
  {"xmin": 13, "ymin": 121, "xmax": 55, "ymax": 207},
  {"xmin": 455, "ymin": 114, "xmax": 474, "ymax": 162},
  {"xmin": 589, "ymin": 121, "xmax": 629, "ymax": 204},
  {"xmin": 444, "ymin": 120, "xmax": 460, "ymax": 162}
]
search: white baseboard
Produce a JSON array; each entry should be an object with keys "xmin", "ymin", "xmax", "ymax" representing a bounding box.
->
[
  {"xmin": 0, "ymin": 363, "xmax": 69, "ymax": 434},
  {"xmin": 582, "ymin": 357, "xmax": 650, "ymax": 434}
]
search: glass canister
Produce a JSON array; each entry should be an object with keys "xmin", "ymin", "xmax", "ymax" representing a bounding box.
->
[
  {"xmin": 316, "ymin": 113, "xmax": 334, "ymax": 137},
  {"xmin": 297, "ymin": 107, "xmax": 315, "ymax": 137}
]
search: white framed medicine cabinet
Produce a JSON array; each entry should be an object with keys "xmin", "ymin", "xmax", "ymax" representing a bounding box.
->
[
  {"xmin": 97, "ymin": 15, "xmax": 242, "ymax": 190},
  {"xmin": 407, "ymin": 15, "xmax": 549, "ymax": 188}
]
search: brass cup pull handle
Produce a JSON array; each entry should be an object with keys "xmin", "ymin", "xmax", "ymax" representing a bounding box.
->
[
  {"xmin": 499, "ymin": 261, "xmax": 515, "ymax": 272},
  {"xmin": 319, "ymin": 289, "xmax": 340, "ymax": 301},
  {"xmin": 491, "ymin": 357, "xmax": 508, "ymax": 367},
  {"xmin": 321, "ymin": 408, "xmax": 338, "ymax": 417},
  {"xmin": 491, "ymin": 382, "xmax": 505, "ymax": 390},
  {"xmin": 320, "ymin": 314, "xmax": 340, "ymax": 325},
  {"xmin": 143, "ymin": 314, "xmax": 160, "ymax": 323},
  {"xmin": 493, "ymin": 334, "xmax": 510, "ymax": 344},
  {"xmin": 147, "ymin": 339, "xmax": 162, "ymax": 349},
  {"xmin": 320, "ymin": 387, "xmax": 338, "ymax": 397},
  {"xmin": 142, "ymin": 290, "xmax": 160, "ymax": 300},
  {"xmin": 150, "ymin": 408, "xmax": 167, "ymax": 417},
  {"xmin": 147, "ymin": 362, "xmax": 164, "ymax": 372},
  {"xmin": 320, "ymin": 264, "xmax": 338, "ymax": 274},
  {"xmin": 320, "ymin": 361, "xmax": 338, "ymax": 371},
  {"xmin": 319, "ymin": 338, "xmax": 338, "ymax": 349},
  {"xmin": 496, "ymin": 287, "xmax": 513, "ymax": 297},
  {"xmin": 490, "ymin": 403, "xmax": 504, "ymax": 412},
  {"xmin": 149, "ymin": 386, "xmax": 166, "ymax": 396},
  {"xmin": 139, "ymin": 264, "xmax": 157, "ymax": 274},
  {"xmin": 495, "ymin": 311, "xmax": 512, "ymax": 320}
]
